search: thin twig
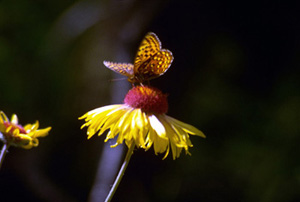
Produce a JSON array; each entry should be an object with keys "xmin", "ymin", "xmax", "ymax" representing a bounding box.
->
[
  {"xmin": 0, "ymin": 143, "xmax": 9, "ymax": 169},
  {"xmin": 105, "ymin": 143, "xmax": 135, "ymax": 202}
]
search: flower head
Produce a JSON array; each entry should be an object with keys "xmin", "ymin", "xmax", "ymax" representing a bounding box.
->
[
  {"xmin": 0, "ymin": 111, "xmax": 51, "ymax": 149},
  {"xmin": 79, "ymin": 86, "xmax": 205, "ymax": 159}
]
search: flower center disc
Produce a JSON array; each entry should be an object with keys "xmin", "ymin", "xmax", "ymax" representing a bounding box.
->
[
  {"xmin": 3, "ymin": 122, "xmax": 27, "ymax": 134},
  {"xmin": 124, "ymin": 86, "xmax": 168, "ymax": 114}
]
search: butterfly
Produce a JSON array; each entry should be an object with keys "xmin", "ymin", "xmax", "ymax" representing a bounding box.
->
[{"xmin": 103, "ymin": 32, "xmax": 173, "ymax": 84}]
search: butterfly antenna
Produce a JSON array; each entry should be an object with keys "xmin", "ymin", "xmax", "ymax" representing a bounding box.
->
[{"xmin": 109, "ymin": 78, "xmax": 127, "ymax": 82}]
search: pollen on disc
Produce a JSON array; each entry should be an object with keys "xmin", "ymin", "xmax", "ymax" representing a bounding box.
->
[{"xmin": 124, "ymin": 86, "xmax": 168, "ymax": 114}]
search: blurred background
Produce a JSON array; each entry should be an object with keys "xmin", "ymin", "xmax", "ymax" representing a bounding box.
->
[{"xmin": 0, "ymin": 0, "xmax": 299, "ymax": 201}]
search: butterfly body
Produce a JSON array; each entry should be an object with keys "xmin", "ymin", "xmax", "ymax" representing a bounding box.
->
[{"xmin": 104, "ymin": 32, "xmax": 173, "ymax": 84}]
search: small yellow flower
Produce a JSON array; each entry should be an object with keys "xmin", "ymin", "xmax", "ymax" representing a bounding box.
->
[
  {"xmin": 0, "ymin": 111, "xmax": 51, "ymax": 149},
  {"xmin": 79, "ymin": 86, "xmax": 205, "ymax": 159}
]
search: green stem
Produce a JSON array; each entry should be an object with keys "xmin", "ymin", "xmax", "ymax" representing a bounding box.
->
[
  {"xmin": 105, "ymin": 143, "xmax": 135, "ymax": 202},
  {"xmin": 0, "ymin": 143, "xmax": 9, "ymax": 170}
]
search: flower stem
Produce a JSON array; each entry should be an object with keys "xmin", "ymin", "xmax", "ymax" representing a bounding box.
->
[
  {"xmin": 105, "ymin": 143, "xmax": 135, "ymax": 202},
  {"xmin": 0, "ymin": 143, "xmax": 9, "ymax": 170}
]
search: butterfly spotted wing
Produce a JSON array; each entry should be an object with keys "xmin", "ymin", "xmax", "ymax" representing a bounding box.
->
[
  {"xmin": 103, "ymin": 32, "xmax": 173, "ymax": 83},
  {"xmin": 133, "ymin": 32, "xmax": 173, "ymax": 83},
  {"xmin": 103, "ymin": 61, "xmax": 134, "ymax": 77},
  {"xmin": 133, "ymin": 32, "xmax": 161, "ymax": 69}
]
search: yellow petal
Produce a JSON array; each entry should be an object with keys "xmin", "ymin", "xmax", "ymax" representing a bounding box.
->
[
  {"xmin": 33, "ymin": 127, "xmax": 52, "ymax": 138},
  {"xmin": 11, "ymin": 114, "xmax": 19, "ymax": 125},
  {"xmin": 114, "ymin": 110, "xmax": 133, "ymax": 145},
  {"xmin": 165, "ymin": 115, "xmax": 205, "ymax": 138},
  {"xmin": 0, "ymin": 111, "xmax": 8, "ymax": 123},
  {"xmin": 149, "ymin": 115, "xmax": 167, "ymax": 139}
]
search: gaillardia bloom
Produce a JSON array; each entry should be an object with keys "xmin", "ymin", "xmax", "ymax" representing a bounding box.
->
[
  {"xmin": 79, "ymin": 86, "xmax": 205, "ymax": 159},
  {"xmin": 0, "ymin": 111, "xmax": 51, "ymax": 149}
]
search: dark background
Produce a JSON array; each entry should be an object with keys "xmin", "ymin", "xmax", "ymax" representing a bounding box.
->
[{"xmin": 1, "ymin": 0, "xmax": 299, "ymax": 201}]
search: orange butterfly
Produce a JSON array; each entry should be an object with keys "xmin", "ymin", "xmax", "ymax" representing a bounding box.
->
[{"xmin": 104, "ymin": 32, "xmax": 173, "ymax": 84}]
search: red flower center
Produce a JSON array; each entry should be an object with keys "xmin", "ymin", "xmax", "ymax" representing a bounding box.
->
[
  {"xmin": 124, "ymin": 86, "xmax": 168, "ymax": 114},
  {"xmin": 3, "ymin": 122, "xmax": 27, "ymax": 134}
]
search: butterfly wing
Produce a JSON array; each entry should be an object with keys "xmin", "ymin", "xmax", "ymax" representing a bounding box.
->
[
  {"xmin": 133, "ymin": 32, "xmax": 173, "ymax": 82},
  {"xmin": 146, "ymin": 49, "xmax": 173, "ymax": 77},
  {"xmin": 134, "ymin": 32, "xmax": 161, "ymax": 71},
  {"xmin": 103, "ymin": 61, "xmax": 134, "ymax": 77}
]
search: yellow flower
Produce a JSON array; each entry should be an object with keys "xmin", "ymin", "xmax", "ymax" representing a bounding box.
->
[
  {"xmin": 79, "ymin": 86, "xmax": 205, "ymax": 159},
  {"xmin": 0, "ymin": 111, "xmax": 51, "ymax": 149}
]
